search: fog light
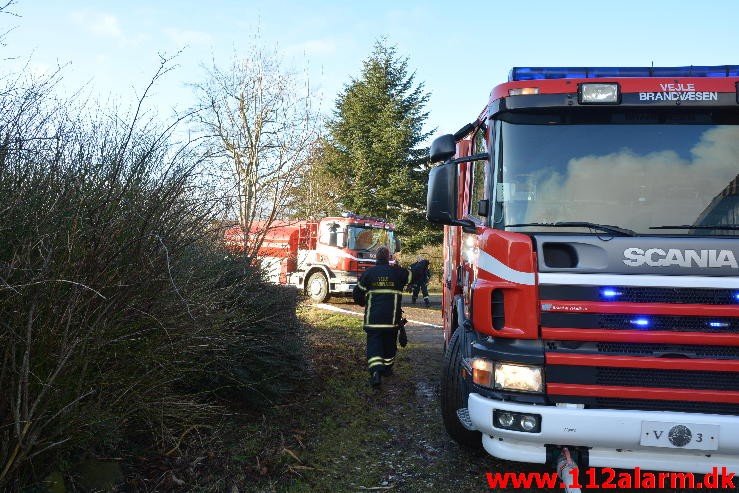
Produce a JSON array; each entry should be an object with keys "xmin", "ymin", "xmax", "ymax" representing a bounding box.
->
[
  {"xmin": 471, "ymin": 358, "xmax": 494, "ymax": 388},
  {"xmin": 494, "ymin": 410, "xmax": 542, "ymax": 433},
  {"xmin": 497, "ymin": 412, "xmax": 515, "ymax": 428},
  {"xmin": 520, "ymin": 415, "xmax": 538, "ymax": 431},
  {"xmin": 494, "ymin": 362, "xmax": 543, "ymax": 393}
]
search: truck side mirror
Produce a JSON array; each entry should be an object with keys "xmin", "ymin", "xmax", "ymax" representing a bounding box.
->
[
  {"xmin": 427, "ymin": 161, "xmax": 476, "ymax": 231},
  {"xmin": 430, "ymin": 134, "xmax": 456, "ymax": 163},
  {"xmin": 427, "ymin": 161, "xmax": 458, "ymax": 225},
  {"xmin": 394, "ymin": 238, "xmax": 402, "ymax": 253}
]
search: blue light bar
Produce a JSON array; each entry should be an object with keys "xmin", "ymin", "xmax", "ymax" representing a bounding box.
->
[
  {"xmin": 601, "ymin": 288, "xmax": 623, "ymax": 299},
  {"xmin": 709, "ymin": 321, "xmax": 730, "ymax": 328},
  {"xmin": 630, "ymin": 317, "xmax": 650, "ymax": 328},
  {"xmin": 735, "ymin": 292, "xmax": 739, "ymax": 301},
  {"xmin": 509, "ymin": 65, "xmax": 739, "ymax": 82}
]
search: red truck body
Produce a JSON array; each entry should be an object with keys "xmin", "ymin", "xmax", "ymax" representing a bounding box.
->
[
  {"xmin": 427, "ymin": 65, "xmax": 739, "ymax": 474},
  {"xmin": 224, "ymin": 214, "xmax": 397, "ymax": 302}
]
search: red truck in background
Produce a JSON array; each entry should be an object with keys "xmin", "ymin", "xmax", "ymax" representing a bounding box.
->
[
  {"xmin": 426, "ymin": 65, "xmax": 739, "ymax": 478},
  {"xmin": 224, "ymin": 213, "xmax": 398, "ymax": 303}
]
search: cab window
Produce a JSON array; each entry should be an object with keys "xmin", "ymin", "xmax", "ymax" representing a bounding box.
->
[{"xmin": 468, "ymin": 126, "xmax": 489, "ymax": 219}]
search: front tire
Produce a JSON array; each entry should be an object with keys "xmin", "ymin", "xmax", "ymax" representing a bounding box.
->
[
  {"xmin": 440, "ymin": 328, "xmax": 482, "ymax": 448},
  {"xmin": 306, "ymin": 272, "xmax": 331, "ymax": 303}
]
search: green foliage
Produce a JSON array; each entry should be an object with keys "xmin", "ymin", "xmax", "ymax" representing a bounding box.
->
[
  {"xmin": 285, "ymin": 138, "xmax": 345, "ymax": 220},
  {"xmin": 319, "ymin": 39, "xmax": 442, "ymax": 251}
]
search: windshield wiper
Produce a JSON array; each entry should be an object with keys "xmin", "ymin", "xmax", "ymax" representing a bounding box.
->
[
  {"xmin": 650, "ymin": 224, "xmax": 739, "ymax": 231},
  {"xmin": 507, "ymin": 221, "xmax": 638, "ymax": 237}
]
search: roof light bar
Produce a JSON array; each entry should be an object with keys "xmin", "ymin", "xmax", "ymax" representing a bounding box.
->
[{"xmin": 509, "ymin": 65, "xmax": 739, "ymax": 82}]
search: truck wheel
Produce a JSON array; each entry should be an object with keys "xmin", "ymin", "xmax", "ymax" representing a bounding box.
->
[
  {"xmin": 306, "ymin": 272, "xmax": 331, "ymax": 303},
  {"xmin": 440, "ymin": 328, "xmax": 482, "ymax": 448}
]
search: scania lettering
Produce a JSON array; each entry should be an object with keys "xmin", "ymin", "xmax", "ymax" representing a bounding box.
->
[
  {"xmin": 622, "ymin": 248, "xmax": 738, "ymax": 268},
  {"xmin": 224, "ymin": 214, "xmax": 399, "ymax": 303},
  {"xmin": 426, "ymin": 65, "xmax": 739, "ymax": 479}
]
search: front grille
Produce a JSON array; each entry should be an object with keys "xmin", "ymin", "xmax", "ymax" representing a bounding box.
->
[
  {"xmin": 599, "ymin": 314, "xmax": 739, "ymax": 332},
  {"xmin": 546, "ymin": 340, "xmax": 739, "ymax": 359},
  {"xmin": 596, "ymin": 398, "xmax": 739, "ymax": 416},
  {"xmin": 541, "ymin": 282, "xmax": 739, "ymax": 413},
  {"xmin": 548, "ymin": 365, "xmax": 739, "ymax": 392},
  {"xmin": 540, "ymin": 285, "xmax": 739, "ymax": 305},
  {"xmin": 597, "ymin": 341, "xmax": 739, "ymax": 359},
  {"xmin": 542, "ymin": 312, "xmax": 739, "ymax": 333}
]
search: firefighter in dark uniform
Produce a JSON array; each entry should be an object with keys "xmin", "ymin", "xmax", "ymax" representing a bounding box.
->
[{"xmin": 352, "ymin": 246, "xmax": 412, "ymax": 387}]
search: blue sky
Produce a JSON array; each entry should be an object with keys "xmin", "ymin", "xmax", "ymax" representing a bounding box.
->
[{"xmin": 5, "ymin": 0, "xmax": 739, "ymax": 140}]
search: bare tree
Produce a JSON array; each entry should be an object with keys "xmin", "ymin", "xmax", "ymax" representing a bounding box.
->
[{"xmin": 193, "ymin": 44, "xmax": 319, "ymax": 259}]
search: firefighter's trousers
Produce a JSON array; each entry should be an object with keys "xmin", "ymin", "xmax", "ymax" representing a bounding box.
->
[{"xmin": 365, "ymin": 327, "xmax": 398, "ymax": 375}]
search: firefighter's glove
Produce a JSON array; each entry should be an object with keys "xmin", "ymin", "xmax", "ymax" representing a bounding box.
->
[{"xmin": 398, "ymin": 318, "xmax": 408, "ymax": 348}]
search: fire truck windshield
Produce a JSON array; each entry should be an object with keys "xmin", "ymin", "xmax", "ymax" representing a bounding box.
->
[
  {"xmin": 498, "ymin": 112, "xmax": 739, "ymax": 235},
  {"xmin": 346, "ymin": 226, "xmax": 396, "ymax": 253}
]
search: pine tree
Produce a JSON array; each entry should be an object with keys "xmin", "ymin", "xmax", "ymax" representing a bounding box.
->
[{"xmin": 322, "ymin": 39, "xmax": 440, "ymax": 250}]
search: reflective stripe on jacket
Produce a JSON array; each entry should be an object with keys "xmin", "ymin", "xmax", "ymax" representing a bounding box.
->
[{"xmin": 353, "ymin": 260, "xmax": 410, "ymax": 329}]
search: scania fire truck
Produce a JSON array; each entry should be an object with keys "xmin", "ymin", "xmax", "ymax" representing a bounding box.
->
[
  {"xmin": 426, "ymin": 65, "xmax": 739, "ymax": 476},
  {"xmin": 224, "ymin": 214, "xmax": 398, "ymax": 303}
]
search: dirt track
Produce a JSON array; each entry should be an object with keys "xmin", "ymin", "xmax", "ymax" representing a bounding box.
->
[
  {"xmin": 309, "ymin": 296, "xmax": 715, "ymax": 493},
  {"xmin": 310, "ymin": 295, "xmax": 541, "ymax": 492}
]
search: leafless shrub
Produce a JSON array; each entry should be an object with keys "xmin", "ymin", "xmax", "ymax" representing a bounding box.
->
[
  {"xmin": 0, "ymin": 61, "xmax": 305, "ymax": 489},
  {"xmin": 192, "ymin": 42, "xmax": 320, "ymax": 261}
]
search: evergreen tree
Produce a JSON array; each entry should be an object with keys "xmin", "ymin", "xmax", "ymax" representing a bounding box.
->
[{"xmin": 322, "ymin": 39, "xmax": 440, "ymax": 250}]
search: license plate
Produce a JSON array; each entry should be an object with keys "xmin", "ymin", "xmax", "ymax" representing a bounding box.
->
[{"xmin": 641, "ymin": 421, "xmax": 719, "ymax": 451}]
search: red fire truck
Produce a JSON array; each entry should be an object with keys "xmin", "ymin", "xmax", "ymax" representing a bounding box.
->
[
  {"xmin": 224, "ymin": 214, "xmax": 398, "ymax": 302},
  {"xmin": 427, "ymin": 66, "xmax": 739, "ymax": 476}
]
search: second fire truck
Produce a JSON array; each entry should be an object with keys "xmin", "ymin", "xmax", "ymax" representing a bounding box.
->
[{"xmin": 224, "ymin": 214, "xmax": 398, "ymax": 302}]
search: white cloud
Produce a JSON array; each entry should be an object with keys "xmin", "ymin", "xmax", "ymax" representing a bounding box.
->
[
  {"xmin": 163, "ymin": 27, "xmax": 212, "ymax": 47},
  {"xmin": 70, "ymin": 11, "xmax": 123, "ymax": 39},
  {"xmin": 521, "ymin": 127, "xmax": 739, "ymax": 229}
]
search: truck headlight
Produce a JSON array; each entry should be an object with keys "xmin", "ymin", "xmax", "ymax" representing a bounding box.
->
[{"xmin": 494, "ymin": 362, "xmax": 543, "ymax": 393}]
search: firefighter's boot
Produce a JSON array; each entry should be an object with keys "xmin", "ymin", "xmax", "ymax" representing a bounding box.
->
[
  {"xmin": 370, "ymin": 371, "xmax": 382, "ymax": 387},
  {"xmin": 424, "ymin": 297, "xmax": 430, "ymax": 308}
]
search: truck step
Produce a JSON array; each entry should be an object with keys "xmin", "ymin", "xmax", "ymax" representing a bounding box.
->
[{"xmin": 456, "ymin": 408, "xmax": 475, "ymax": 430}]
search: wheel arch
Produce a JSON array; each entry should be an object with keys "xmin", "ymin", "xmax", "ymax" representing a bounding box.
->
[{"xmin": 303, "ymin": 265, "xmax": 331, "ymax": 289}]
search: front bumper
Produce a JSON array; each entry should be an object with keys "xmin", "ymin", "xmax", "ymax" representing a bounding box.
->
[
  {"xmin": 332, "ymin": 282, "xmax": 356, "ymax": 293},
  {"xmin": 331, "ymin": 275, "xmax": 357, "ymax": 294},
  {"xmin": 469, "ymin": 393, "xmax": 739, "ymax": 474}
]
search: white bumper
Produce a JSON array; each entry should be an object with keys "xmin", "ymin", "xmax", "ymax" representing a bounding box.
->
[
  {"xmin": 331, "ymin": 278, "xmax": 357, "ymax": 293},
  {"xmin": 469, "ymin": 393, "xmax": 739, "ymax": 474}
]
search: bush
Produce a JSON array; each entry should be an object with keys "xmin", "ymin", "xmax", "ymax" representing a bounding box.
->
[{"xmin": 0, "ymin": 74, "xmax": 305, "ymax": 489}]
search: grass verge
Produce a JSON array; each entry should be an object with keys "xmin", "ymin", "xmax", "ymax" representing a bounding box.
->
[{"xmin": 217, "ymin": 306, "xmax": 389, "ymax": 492}]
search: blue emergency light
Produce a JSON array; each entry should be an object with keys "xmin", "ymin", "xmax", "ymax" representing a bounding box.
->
[
  {"xmin": 509, "ymin": 65, "xmax": 739, "ymax": 82},
  {"xmin": 600, "ymin": 288, "xmax": 622, "ymax": 299},
  {"xmin": 709, "ymin": 321, "xmax": 730, "ymax": 328}
]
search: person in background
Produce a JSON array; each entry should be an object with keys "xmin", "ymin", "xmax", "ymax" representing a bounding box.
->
[
  {"xmin": 352, "ymin": 246, "xmax": 411, "ymax": 387},
  {"xmin": 409, "ymin": 255, "xmax": 431, "ymax": 308}
]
